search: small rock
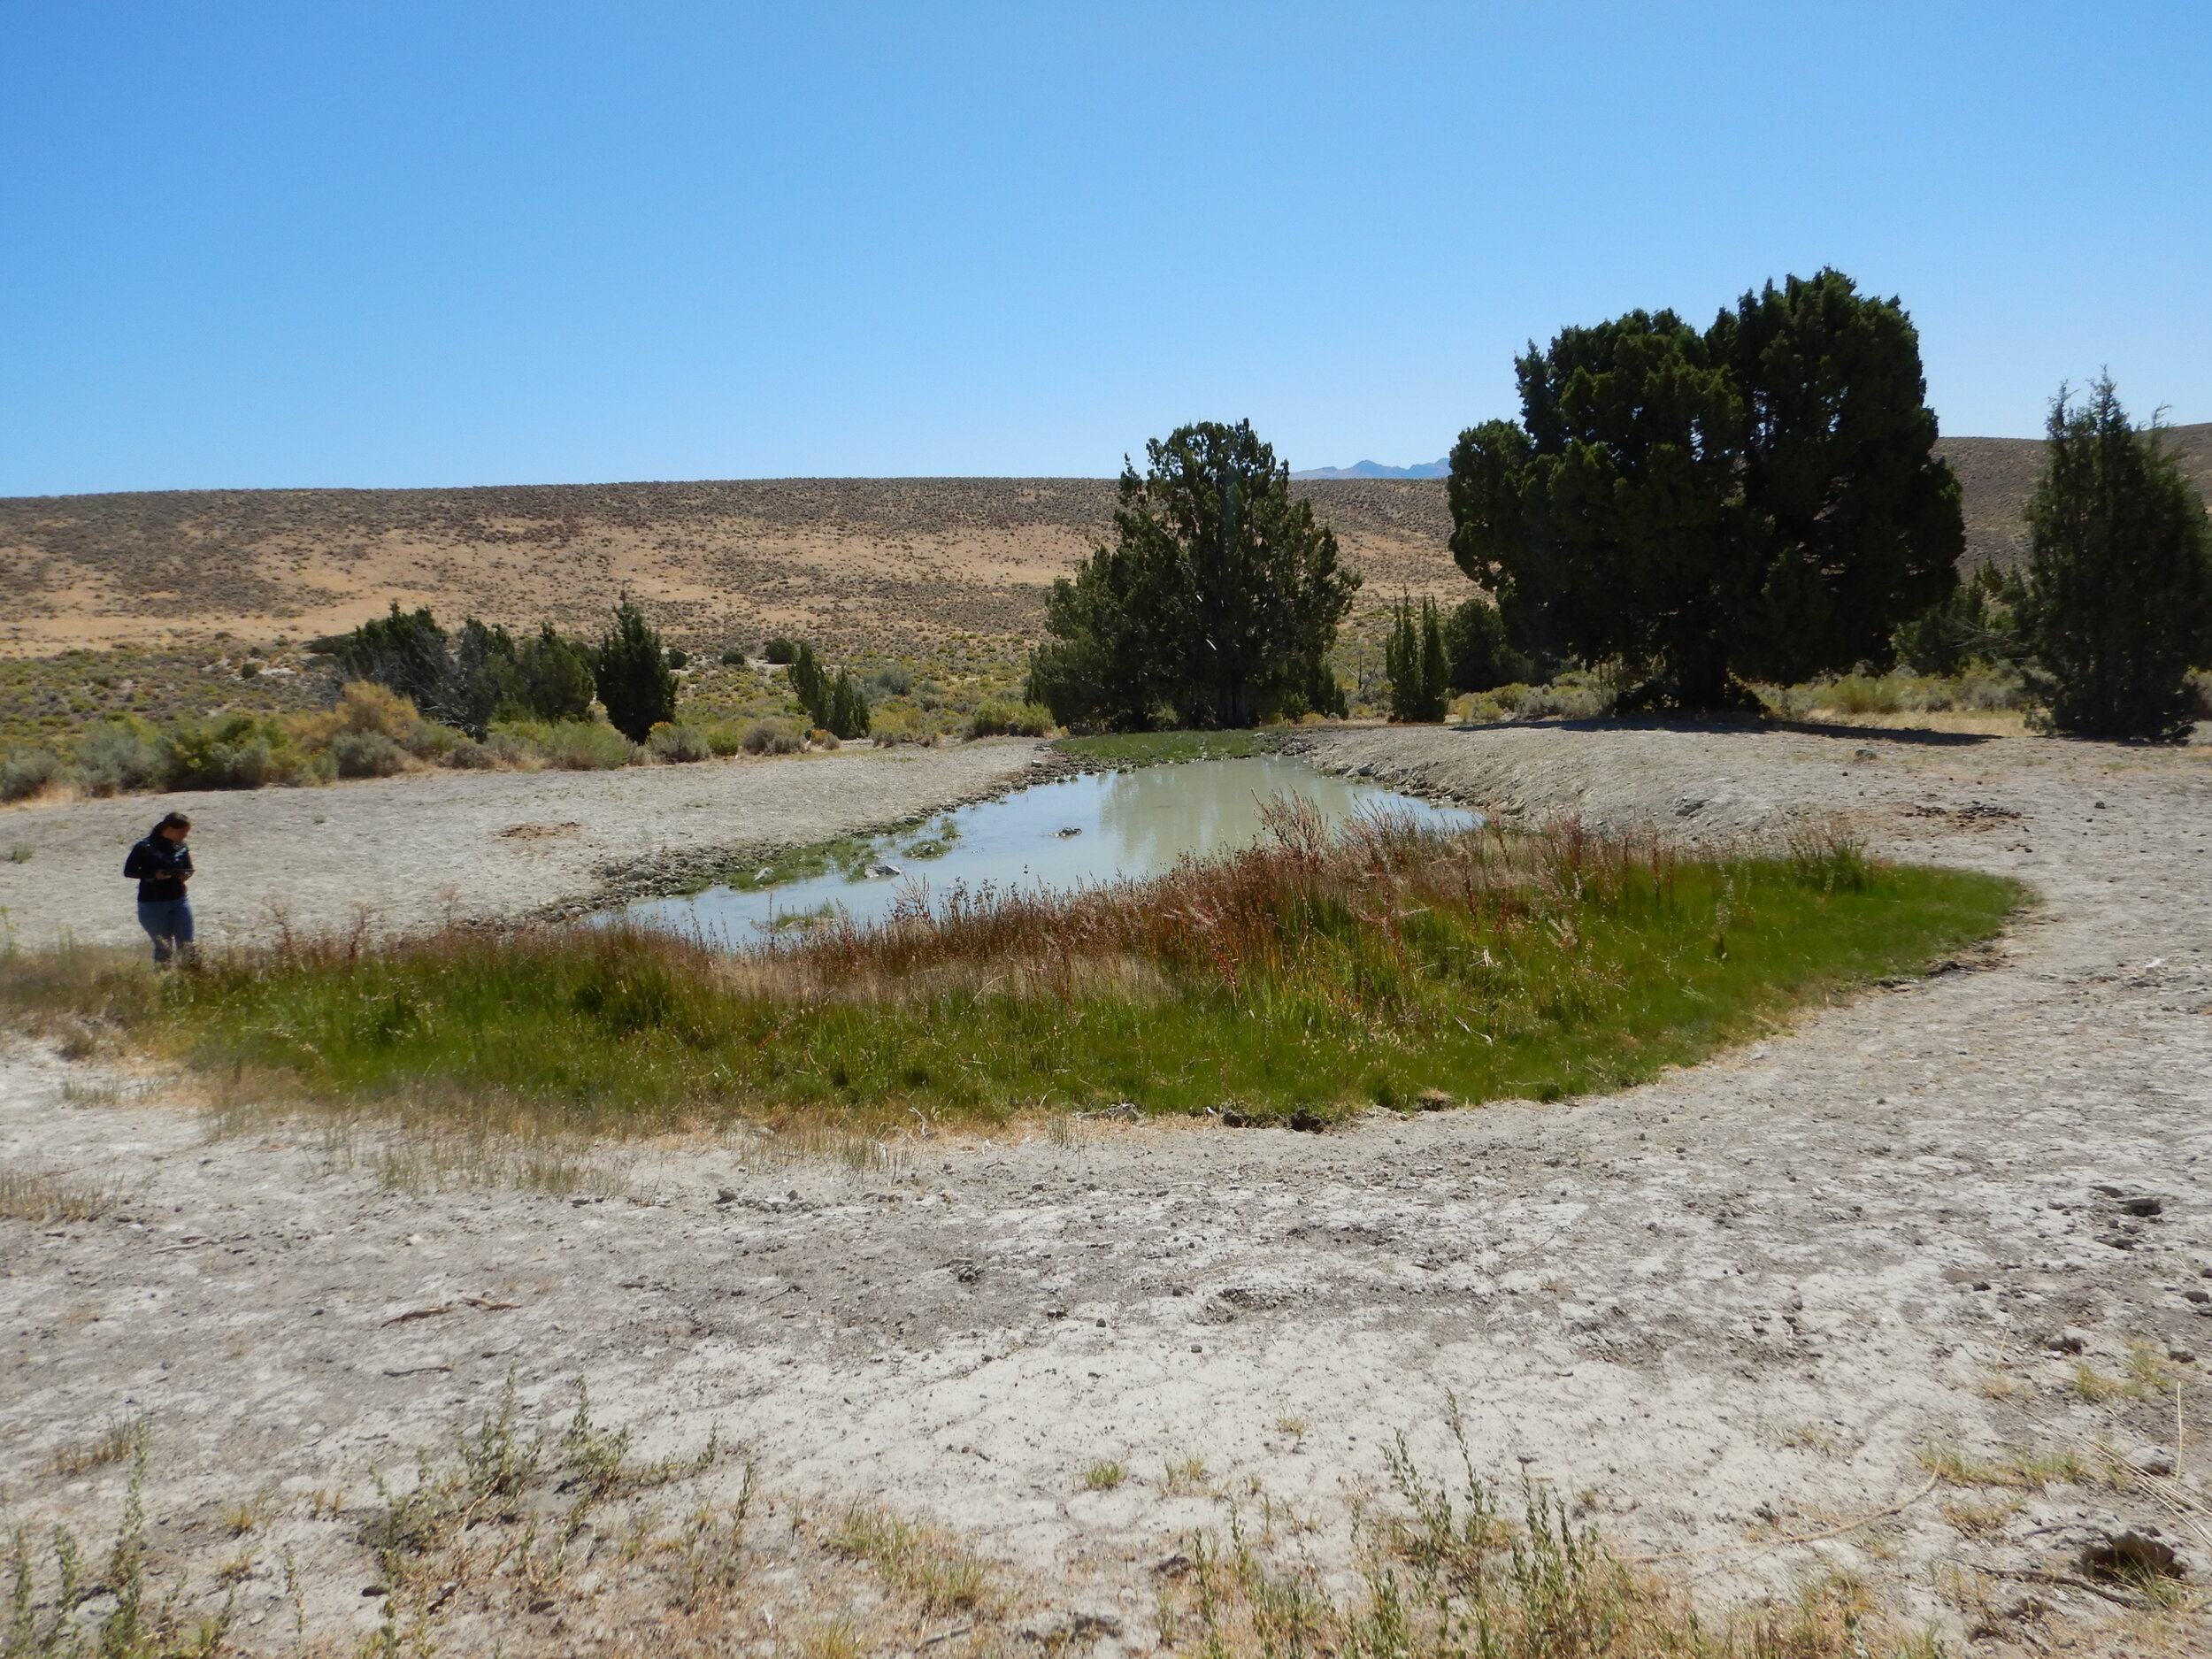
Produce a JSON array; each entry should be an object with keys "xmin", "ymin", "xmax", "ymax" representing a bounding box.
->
[
  {"xmin": 1071, "ymin": 1612, "xmax": 1124, "ymax": 1640},
  {"xmin": 2169, "ymin": 1346, "xmax": 2197, "ymax": 1363},
  {"xmin": 714, "ymin": 1187, "xmax": 738, "ymax": 1205},
  {"xmin": 1286, "ymin": 1109, "xmax": 1329, "ymax": 1133},
  {"xmin": 2121, "ymin": 1195, "xmax": 2164, "ymax": 1217},
  {"xmin": 2047, "ymin": 1328, "xmax": 2089, "ymax": 1355},
  {"xmin": 2184, "ymin": 1290, "xmax": 2208, "ymax": 1305},
  {"xmin": 2128, "ymin": 1446, "xmax": 2177, "ymax": 1477},
  {"xmin": 2080, "ymin": 1530, "xmax": 2181, "ymax": 1582}
]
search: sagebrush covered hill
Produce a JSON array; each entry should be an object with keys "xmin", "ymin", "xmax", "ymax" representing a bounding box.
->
[{"xmin": 3, "ymin": 428, "xmax": 2205, "ymax": 657}]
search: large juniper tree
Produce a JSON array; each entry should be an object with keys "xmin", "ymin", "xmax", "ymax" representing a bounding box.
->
[
  {"xmin": 1026, "ymin": 421, "xmax": 1357, "ymax": 730},
  {"xmin": 1448, "ymin": 270, "xmax": 1962, "ymax": 710},
  {"xmin": 2021, "ymin": 378, "xmax": 2212, "ymax": 741}
]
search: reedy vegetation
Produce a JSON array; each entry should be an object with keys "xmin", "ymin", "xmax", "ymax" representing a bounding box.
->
[{"xmin": 2, "ymin": 805, "xmax": 2019, "ymax": 1134}]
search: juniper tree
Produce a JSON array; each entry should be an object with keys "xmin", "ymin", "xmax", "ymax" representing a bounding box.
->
[
  {"xmin": 1449, "ymin": 269, "xmax": 1962, "ymax": 710},
  {"xmin": 1025, "ymin": 420, "xmax": 1358, "ymax": 730},
  {"xmin": 2021, "ymin": 378, "xmax": 2212, "ymax": 741},
  {"xmin": 1385, "ymin": 596, "xmax": 1450, "ymax": 721},
  {"xmin": 514, "ymin": 623, "xmax": 597, "ymax": 723},
  {"xmin": 593, "ymin": 595, "xmax": 677, "ymax": 742},
  {"xmin": 1440, "ymin": 595, "xmax": 1533, "ymax": 692}
]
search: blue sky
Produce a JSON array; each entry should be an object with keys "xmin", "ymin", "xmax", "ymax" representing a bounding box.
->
[{"xmin": 4, "ymin": 2, "xmax": 2207, "ymax": 494}]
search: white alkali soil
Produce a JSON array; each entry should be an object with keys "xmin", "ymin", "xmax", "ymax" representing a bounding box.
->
[{"xmin": 4, "ymin": 722, "xmax": 2210, "ymax": 1650}]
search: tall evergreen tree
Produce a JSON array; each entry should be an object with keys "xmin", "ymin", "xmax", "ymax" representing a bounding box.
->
[
  {"xmin": 1385, "ymin": 596, "xmax": 1450, "ymax": 721},
  {"xmin": 1025, "ymin": 421, "xmax": 1359, "ymax": 730},
  {"xmin": 1449, "ymin": 270, "xmax": 1962, "ymax": 709},
  {"xmin": 2021, "ymin": 378, "xmax": 2212, "ymax": 742},
  {"xmin": 593, "ymin": 595, "xmax": 678, "ymax": 742}
]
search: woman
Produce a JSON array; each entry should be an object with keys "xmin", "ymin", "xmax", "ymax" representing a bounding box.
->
[{"xmin": 123, "ymin": 810, "xmax": 195, "ymax": 965}]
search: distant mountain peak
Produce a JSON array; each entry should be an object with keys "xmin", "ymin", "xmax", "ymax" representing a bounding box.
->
[{"xmin": 1290, "ymin": 457, "xmax": 1449, "ymax": 480}]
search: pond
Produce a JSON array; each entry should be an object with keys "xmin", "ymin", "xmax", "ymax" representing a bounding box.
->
[{"xmin": 620, "ymin": 755, "xmax": 1479, "ymax": 945}]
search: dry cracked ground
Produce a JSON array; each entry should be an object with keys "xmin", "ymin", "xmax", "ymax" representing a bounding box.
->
[{"xmin": 4, "ymin": 721, "xmax": 2212, "ymax": 1655}]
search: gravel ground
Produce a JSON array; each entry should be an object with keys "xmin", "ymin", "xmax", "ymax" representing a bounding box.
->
[
  {"xmin": 0, "ymin": 739, "xmax": 1047, "ymax": 950},
  {"xmin": 4, "ymin": 720, "xmax": 2212, "ymax": 1653}
]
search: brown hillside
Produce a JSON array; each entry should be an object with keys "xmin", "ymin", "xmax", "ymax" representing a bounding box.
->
[
  {"xmin": 1939, "ymin": 422, "xmax": 2212, "ymax": 573},
  {"xmin": 0, "ymin": 477, "xmax": 1455, "ymax": 657},
  {"xmin": 2, "ymin": 427, "xmax": 2205, "ymax": 657}
]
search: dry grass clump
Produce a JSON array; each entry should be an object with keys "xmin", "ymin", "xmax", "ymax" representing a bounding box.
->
[
  {"xmin": 0, "ymin": 1384, "xmax": 995, "ymax": 1659},
  {"xmin": 0, "ymin": 1163, "xmax": 124, "ymax": 1224},
  {"xmin": 1153, "ymin": 1415, "xmax": 1948, "ymax": 1659}
]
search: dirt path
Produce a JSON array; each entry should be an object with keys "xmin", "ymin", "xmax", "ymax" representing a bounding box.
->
[
  {"xmin": 4, "ymin": 721, "xmax": 2211, "ymax": 1650},
  {"xmin": 0, "ymin": 739, "xmax": 1047, "ymax": 949}
]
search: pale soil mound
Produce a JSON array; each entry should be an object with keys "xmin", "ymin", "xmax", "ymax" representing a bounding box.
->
[{"xmin": 4, "ymin": 724, "xmax": 2211, "ymax": 1653}]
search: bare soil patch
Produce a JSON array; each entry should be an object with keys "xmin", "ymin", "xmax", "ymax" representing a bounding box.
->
[
  {"xmin": 4, "ymin": 722, "xmax": 2212, "ymax": 1652},
  {"xmin": 0, "ymin": 739, "xmax": 1047, "ymax": 949}
]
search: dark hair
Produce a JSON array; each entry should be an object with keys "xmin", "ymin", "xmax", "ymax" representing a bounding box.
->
[{"xmin": 155, "ymin": 811, "xmax": 191, "ymax": 835}]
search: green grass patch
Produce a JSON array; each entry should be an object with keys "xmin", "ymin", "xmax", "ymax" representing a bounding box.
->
[
  {"xmin": 1050, "ymin": 727, "xmax": 1285, "ymax": 768},
  {"xmin": 2, "ymin": 811, "xmax": 2022, "ymax": 1135}
]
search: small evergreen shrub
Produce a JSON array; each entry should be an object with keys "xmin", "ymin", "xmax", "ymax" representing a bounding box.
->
[
  {"xmin": 592, "ymin": 596, "xmax": 678, "ymax": 743},
  {"xmin": 761, "ymin": 638, "xmax": 799, "ymax": 664}
]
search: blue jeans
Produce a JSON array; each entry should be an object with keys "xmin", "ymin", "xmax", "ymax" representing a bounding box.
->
[{"xmin": 137, "ymin": 896, "xmax": 195, "ymax": 964}]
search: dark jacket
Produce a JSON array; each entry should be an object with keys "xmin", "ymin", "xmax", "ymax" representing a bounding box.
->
[{"xmin": 124, "ymin": 832, "xmax": 193, "ymax": 903}]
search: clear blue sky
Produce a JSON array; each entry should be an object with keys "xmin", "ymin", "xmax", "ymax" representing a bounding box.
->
[{"xmin": 4, "ymin": 2, "xmax": 2207, "ymax": 495}]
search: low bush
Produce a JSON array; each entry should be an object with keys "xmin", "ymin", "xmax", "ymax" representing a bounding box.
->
[
  {"xmin": 741, "ymin": 718, "xmax": 805, "ymax": 756},
  {"xmin": 160, "ymin": 713, "xmax": 293, "ymax": 790},
  {"xmin": 331, "ymin": 730, "xmax": 411, "ymax": 779},
  {"xmin": 1807, "ymin": 669, "xmax": 2029, "ymax": 718},
  {"xmin": 869, "ymin": 709, "xmax": 940, "ymax": 748},
  {"xmin": 0, "ymin": 748, "xmax": 63, "ymax": 803},
  {"xmin": 515, "ymin": 720, "xmax": 636, "ymax": 771},
  {"xmin": 647, "ymin": 722, "xmax": 711, "ymax": 763},
  {"xmin": 699, "ymin": 723, "xmax": 749, "ymax": 757},
  {"xmin": 965, "ymin": 699, "xmax": 1055, "ymax": 738},
  {"xmin": 76, "ymin": 720, "xmax": 168, "ymax": 795}
]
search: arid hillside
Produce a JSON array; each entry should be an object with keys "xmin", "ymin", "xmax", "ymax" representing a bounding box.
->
[
  {"xmin": 0, "ymin": 477, "xmax": 1456, "ymax": 657},
  {"xmin": 3, "ymin": 426, "xmax": 2206, "ymax": 657}
]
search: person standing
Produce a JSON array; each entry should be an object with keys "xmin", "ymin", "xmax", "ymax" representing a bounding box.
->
[{"xmin": 124, "ymin": 811, "xmax": 195, "ymax": 966}]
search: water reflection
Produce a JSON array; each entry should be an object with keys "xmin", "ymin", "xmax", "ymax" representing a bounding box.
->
[{"xmin": 621, "ymin": 755, "xmax": 1476, "ymax": 946}]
